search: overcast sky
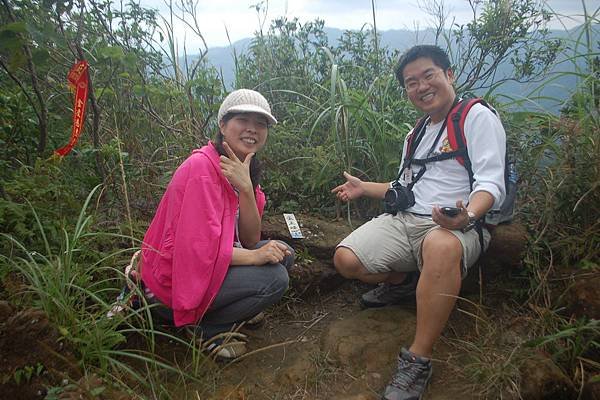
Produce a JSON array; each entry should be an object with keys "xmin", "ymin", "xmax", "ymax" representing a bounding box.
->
[{"xmin": 139, "ymin": 0, "xmax": 596, "ymax": 50}]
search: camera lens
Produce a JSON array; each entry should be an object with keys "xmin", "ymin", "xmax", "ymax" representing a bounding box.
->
[
  {"xmin": 383, "ymin": 188, "xmax": 399, "ymax": 215},
  {"xmin": 384, "ymin": 189, "xmax": 398, "ymax": 204}
]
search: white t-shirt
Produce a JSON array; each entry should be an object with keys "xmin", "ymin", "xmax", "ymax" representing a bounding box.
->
[{"xmin": 398, "ymin": 103, "xmax": 506, "ymax": 215}]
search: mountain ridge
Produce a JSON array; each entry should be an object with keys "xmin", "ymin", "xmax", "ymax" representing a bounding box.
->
[{"xmin": 197, "ymin": 24, "xmax": 596, "ymax": 112}]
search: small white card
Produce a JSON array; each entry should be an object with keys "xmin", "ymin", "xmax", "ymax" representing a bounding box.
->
[{"xmin": 283, "ymin": 213, "xmax": 304, "ymax": 239}]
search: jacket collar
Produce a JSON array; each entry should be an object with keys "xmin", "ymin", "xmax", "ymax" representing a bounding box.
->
[
  {"xmin": 192, "ymin": 141, "xmax": 220, "ymax": 166},
  {"xmin": 195, "ymin": 142, "xmax": 239, "ymax": 197}
]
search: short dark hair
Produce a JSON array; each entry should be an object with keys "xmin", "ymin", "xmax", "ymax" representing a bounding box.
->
[{"xmin": 394, "ymin": 45, "xmax": 451, "ymax": 87}]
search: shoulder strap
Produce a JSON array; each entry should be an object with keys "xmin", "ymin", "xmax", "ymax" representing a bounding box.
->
[
  {"xmin": 400, "ymin": 115, "xmax": 429, "ymax": 175},
  {"xmin": 446, "ymin": 98, "xmax": 495, "ymax": 190},
  {"xmin": 446, "ymin": 98, "xmax": 489, "ymax": 166},
  {"xmin": 446, "ymin": 98, "xmax": 494, "ymax": 258},
  {"xmin": 405, "ymin": 117, "xmax": 428, "ymax": 162}
]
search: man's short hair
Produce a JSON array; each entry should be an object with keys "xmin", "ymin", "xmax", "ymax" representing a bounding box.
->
[{"xmin": 394, "ymin": 45, "xmax": 451, "ymax": 87}]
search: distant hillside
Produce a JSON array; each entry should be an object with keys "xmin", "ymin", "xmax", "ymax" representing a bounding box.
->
[
  {"xmin": 203, "ymin": 27, "xmax": 437, "ymax": 90},
  {"xmin": 201, "ymin": 25, "xmax": 596, "ymax": 112}
]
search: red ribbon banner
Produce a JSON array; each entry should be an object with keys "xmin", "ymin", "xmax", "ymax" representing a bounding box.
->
[{"xmin": 54, "ymin": 60, "xmax": 89, "ymax": 157}]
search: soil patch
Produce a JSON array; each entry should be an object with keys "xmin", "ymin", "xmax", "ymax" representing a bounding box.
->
[
  {"xmin": 0, "ymin": 302, "xmax": 80, "ymax": 399},
  {"xmin": 198, "ymin": 281, "xmax": 481, "ymax": 399}
]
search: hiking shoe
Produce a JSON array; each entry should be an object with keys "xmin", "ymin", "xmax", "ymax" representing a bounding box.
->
[
  {"xmin": 244, "ymin": 311, "xmax": 265, "ymax": 328},
  {"xmin": 382, "ymin": 348, "xmax": 432, "ymax": 400},
  {"xmin": 360, "ymin": 272, "xmax": 419, "ymax": 308},
  {"xmin": 205, "ymin": 338, "xmax": 247, "ymax": 360},
  {"xmin": 185, "ymin": 328, "xmax": 248, "ymax": 360}
]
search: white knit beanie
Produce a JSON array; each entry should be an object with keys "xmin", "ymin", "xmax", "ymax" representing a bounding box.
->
[{"xmin": 217, "ymin": 89, "xmax": 277, "ymax": 125}]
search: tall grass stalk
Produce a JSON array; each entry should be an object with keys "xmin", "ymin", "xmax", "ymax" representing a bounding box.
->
[
  {"xmin": 1, "ymin": 185, "xmax": 212, "ymax": 397},
  {"xmin": 296, "ymin": 49, "xmax": 411, "ymax": 218},
  {"xmin": 477, "ymin": 5, "xmax": 600, "ymax": 392},
  {"xmin": 113, "ymin": 119, "xmax": 135, "ymax": 249},
  {"xmin": 497, "ymin": 7, "xmax": 599, "ymax": 267}
]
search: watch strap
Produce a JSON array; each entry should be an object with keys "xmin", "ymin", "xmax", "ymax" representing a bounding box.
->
[{"xmin": 462, "ymin": 211, "xmax": 477, "ymax": 232}]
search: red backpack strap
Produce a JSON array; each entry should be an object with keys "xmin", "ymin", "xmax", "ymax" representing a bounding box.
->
[
  {"xmin": 406, "ymin": 117, "xmax": 427, "ymax": 152},
  {"xmin": 446, "ymin": 98, "xmax": 487, "ymax": 166},
  {"xmin": 404, "ymin": 115, "xmax": 428, "ymax": 164}
]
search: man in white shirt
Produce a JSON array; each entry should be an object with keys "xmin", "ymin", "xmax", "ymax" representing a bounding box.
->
[{"xmin": 331, "ymin": 45, "xmax": 506, "ymax": 400}]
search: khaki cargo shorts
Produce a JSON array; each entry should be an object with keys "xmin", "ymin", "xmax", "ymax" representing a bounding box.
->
[{"xmin": 337, "ymin": 212, "xmax": 490, "ymax": 278}]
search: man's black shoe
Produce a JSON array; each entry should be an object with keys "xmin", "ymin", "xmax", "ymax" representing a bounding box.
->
[{"xmin": 360, "ymin": 272, "xmax": 418, "ymax": 308}]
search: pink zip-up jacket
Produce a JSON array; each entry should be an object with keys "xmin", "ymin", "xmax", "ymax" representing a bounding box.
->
[{"xmin": 140, "ymin": 142, "xmax": 266, "ymax": 327}]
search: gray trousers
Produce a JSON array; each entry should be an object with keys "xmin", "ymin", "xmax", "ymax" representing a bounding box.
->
[{"xmin": 149, "ymin": 240, "xmax": 294, "ymax": 338}]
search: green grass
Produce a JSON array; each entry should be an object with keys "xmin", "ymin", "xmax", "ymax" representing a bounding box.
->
[{"xmin": 0, "ymin": 185, "xmax": 217, "ymax": 398}]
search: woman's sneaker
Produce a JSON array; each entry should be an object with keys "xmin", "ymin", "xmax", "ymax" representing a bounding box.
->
[
  {"xmin": 360, "ymin": 272, "xmax": 419, "ymax": 308},
  {"xmin": 382, "ymin": 348, "xmax": 432, "ymax": 400},
  {"xmin": 244, "ymin": 311, "xmax": 265, "ymax": 328},
  {"xmin": 185, "ymin": 328, "xmax": 248, "ymax": 360},
  {"xmin": 205, "ymin": 337, "xmax": 247, "ymax": 359}
]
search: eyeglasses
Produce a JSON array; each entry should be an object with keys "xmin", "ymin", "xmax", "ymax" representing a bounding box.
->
[{"xmin": 404, "ymin": 69, "xmax": 445, "ymax": 92}]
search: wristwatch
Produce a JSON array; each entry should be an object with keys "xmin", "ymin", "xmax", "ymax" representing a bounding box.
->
[{"xmin": 462, "ymin": 211, "xmax": 477, "ymax": 232}]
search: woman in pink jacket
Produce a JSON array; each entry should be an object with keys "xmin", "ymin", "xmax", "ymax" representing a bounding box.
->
[{"xmin": 140, "ymin": 89, "xmax": 294, "ymax": 359}]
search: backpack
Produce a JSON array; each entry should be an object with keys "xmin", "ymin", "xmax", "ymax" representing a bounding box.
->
[{"xmin": 405, "ymin": 97, "xmax": 517, "ymax": 226}]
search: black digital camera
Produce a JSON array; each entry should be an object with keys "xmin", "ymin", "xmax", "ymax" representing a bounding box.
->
[{"xmin": 383, "ymin": 181, "xmax": 415, "ymax": 215}]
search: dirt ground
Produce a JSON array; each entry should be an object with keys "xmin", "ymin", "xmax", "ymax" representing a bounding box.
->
[
  {"xmin": 200, "ymin": 280, "xmax": 484, "ymax": 400},
  {"xmin": 0, "ymin": 282, "xmax": 485, "ymax": 400},
  {"xmin": 0, "ymin": 213, "xmax": 594, "ymax": 399},
  {"xmin": 0, "ymin": 302, "xmax": 79, "ymax": 399}
]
